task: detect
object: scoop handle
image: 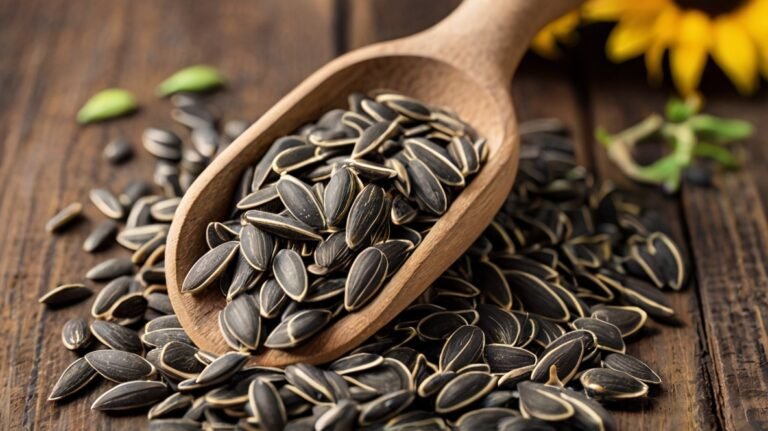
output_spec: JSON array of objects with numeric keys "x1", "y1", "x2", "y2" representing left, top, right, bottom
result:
[{"x1": 402, "y1": 0, "x2": 583, "y2": 87}]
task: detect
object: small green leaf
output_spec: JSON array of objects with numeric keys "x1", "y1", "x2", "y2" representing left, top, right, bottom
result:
[
  {"x1": 693, "y1": 142, "x2": 740, "y2": 169},
  {"x1": 689, "y1": 115, "x2": 754, "y2": 142},
  {"x1": 595, "y1": 127, "x2": 612, "y2": 147},
  {"x1": 77, "y1": 88, "x2": 138, "y2": 124},
  {"x1": 156, "y1": 65, "x2": 226, "y2": 96},
  {"x1": 665, "y1": 97, "x2": 696, "y2": 122}
]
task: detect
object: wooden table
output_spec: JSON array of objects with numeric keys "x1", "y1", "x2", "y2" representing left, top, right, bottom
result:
[{"x1": 1, "y1": 1, "x2": 766, "y2": 430}]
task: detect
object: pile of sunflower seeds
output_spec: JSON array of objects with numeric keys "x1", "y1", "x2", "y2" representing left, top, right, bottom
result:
[
  {"x1": 42, "y1": 88, "x2": 686, "y2": 429},
  {"x1": 183, "y1": 91, "x2": 486, "y2": 351}
]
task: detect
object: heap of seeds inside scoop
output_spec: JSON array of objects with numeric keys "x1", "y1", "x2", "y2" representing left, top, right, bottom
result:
[
  {"x1": 42, "y1": 88, "x2": 687, "y2": 430},
  {"x1": 181, "y1": 92, "x2": 486, "y2": 351}
]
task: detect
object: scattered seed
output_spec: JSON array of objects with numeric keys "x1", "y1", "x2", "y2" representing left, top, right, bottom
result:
[
  {"x1": 61, "y1": 318, "x2": 92, "y2": 351},
  {"x1": 91, "y1": 380, "x2": 169, "y2": 412},
  {"x1": 45, "y1": 203, "x2": 82, "y2": 233},
  {"x1": 48, "y1": 358, "x2": 99, "y2": 401},
  {"x1": 39, "y1": 283, "x2": 93, "y2": 306}
]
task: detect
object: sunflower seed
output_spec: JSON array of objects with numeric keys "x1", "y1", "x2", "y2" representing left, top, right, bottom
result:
[
  {"x1": 273, "y1": 248, "x2": 308, "y2": 302},
  {"x1": 248, "y1": 378, "x2": 287, "y2": 431},
  {"x1": 455, "y1": 407, "x2": 518, "y2": 431},
  {"x1": 591, "y1": 305, "x2": 647, "y2": 337},
  {"x1": 530, "y1": 337, "x2": 584, "y2": 385},
  {"x1": 435, "y1": 371, "x2": 497, "y2": 414},
  {"x1": 222, "y1": 294, "x2": 261, "y2": 350},
  {"x1": 352, "y1": 121, "x2": 400, "y2": 158},
  {"x1": 181, "y1": 241, "x2": 239, "y2": 293},
  {"x1": 159, "y1": 341, "x2": 204, "y2": 379},
  {"x1": 150, "y1": 197, "x2": 181, "y2": 222},
  {"x1": 106, "y1": 292, "x2": 147, "y2": 320},
  {"x1": 85, "y1": 257, "x2": 134, "y2": 280},
  {"x1": 91, "y1": 380, "x2": 170, "y2": 411},
  {"x1": 439, "y1": 325, "x2": 484, "y2": 372},
  {"x1": 103, "y1": 137, "x2": 134, "y2": 164},
  {"x1": 61, "y1": 318, "x2": 92, "y2": 351},
  {"x1": 85, "y1": 350, "x2": 155, "y2": 382},
  {"x1": 571, "y1": 317, "x2": 625, "y2": 353},
  {"x1": 580, "y1": 368, "x2": 649, "y2": 401},
  {"x1": 83, "y1": 220, "x2": 118, "y2": 252},
  {"x1": 277, "y1": 175, "x2": 326, "y2": 229},
  {"x1": 89, "y1": 188, "x2": 125, "y2": 219},
  {"x1": 314, "y1": 398, "x2": 358, "y2": 431},
  {"x1": 142, "y1": 328, "x2": 193, "y2": 348},
  {"x1": 359, "y1": 389, "x2": 414, "y2": 425},
  {"x1": 344, "y1": 247, "x2": 388, "y2": 311},
  {"x1": 148, "y1": 393, "x2": 194, "y2": 420},
  {"x1": 196, "y1": 352, "x2": 249, "y2": 386},
  {"x1": 407, "y1": 158, "x2": 447, "y2": 215},
  {"x1": 90, "y1": 320, "x2": 143, "y2": 354},
  {"x1": 405, "y1": 138, "x2": 464, "y2": 186},
  {"x1": 143, "y1": 128, "x2": 182, "y2": 161},
  {"x1": 39, "y1": 283, "x2": 93, "y2": 306},
  {"x1": 45, "y1": 203, "x2": 82, "y2": 233},
  {"x1": 485, "y1": 344, "x2": 537, "y2": 375},
  {"x1": 518, "y1": 381, "x2": 574, "y2": 421},
  {"x1": 345, "y1": 184, "x2": 386, "y2": 250},
  {"x1": 323, "y1": 167, "x2": 359, "y2": 227},
  {"x1": 237, "y1": 184, "x2": 280, "y2": 210},
  {"x1": 603, "y1": 353, "x2": 661, "y2": 385},
  {"x1": 48, "y1": 357, "x2": 99, "y2": 401},
  {"x1": 264, "y1": 309, "x2": 333, "y2": 349},
  {"x1": 244, "y1": 210, "x2": 322, "y2": 241}
]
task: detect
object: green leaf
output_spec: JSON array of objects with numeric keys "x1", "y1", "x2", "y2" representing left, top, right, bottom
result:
[
  {"x1": 634, "y1": 154, "x2": 685, "y2": 183},
  {"x1": 156, "y1": 65, "x2": 226, "y2": 96},
  {"x1": 77, "y1": 88, "x2": 138, "y2": 124},
  {"x1": 689, "y1": 114, "x2": 754, "y2": 142},
  {"x1": 693, "y1": 142, "x2": 740, "y2": 169},
  {"x1": 595, "y1": 127, "x2": 612, "y2": 147},
  {"x1": 665, "y1": 97, "x2": 696, "y2": 122}
]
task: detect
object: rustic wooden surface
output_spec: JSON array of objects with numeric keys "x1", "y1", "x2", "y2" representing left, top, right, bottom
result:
[{"x1": 1, "y1": 0, "x2": 766, "y2": 430}]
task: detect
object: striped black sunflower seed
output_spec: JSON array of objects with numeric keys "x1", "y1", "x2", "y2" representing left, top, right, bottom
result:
[
  {"x1": 39, "y1": 283, "x2": 93, "y2": 306},
  {"x1": 83, "y1": 220, "x2": 118, "y2": 252},
  {"x1": 91, "y1": 380, "x2": 170, "y2": 412},
  {"x1": 84, "y1": 350, "x2": 155, "y2": 382},
  {"x1": 45, "y1": 203, "x2": 82, "y2": 233},
  {"x1": 48, "y1": 357, "x2": 99, "y2": 401},
  {"x1": 61, "y1": 318, "x2": 92, "y2": 351}
]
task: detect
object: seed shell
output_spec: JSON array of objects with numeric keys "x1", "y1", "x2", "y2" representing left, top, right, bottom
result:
[
  {"x1": 45, "y1": 203, "x2": 83, "y2": 233},
  {"x1": 181, "y1": 241, "x2": 239, "y2": 294},
  {"x1": 48, "y1": 358, "x2": 99, "y2": 401},
  {"x1": 91, "y1": 380, "x2": 170, "y2": 412},
  {"x1": 39, "y1": 284, "x2": 93, "y2": 306}
]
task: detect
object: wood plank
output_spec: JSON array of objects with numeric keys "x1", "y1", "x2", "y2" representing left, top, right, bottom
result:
[
  {"x1": 578, "y1": 53, "x2": 720, "y2": 429},
  {"x1": 680, "y1": 93, "x2": 768, "y2": 430},
  {"x1": 0, "y1": 0, "x2": 336, "y2": 429}
]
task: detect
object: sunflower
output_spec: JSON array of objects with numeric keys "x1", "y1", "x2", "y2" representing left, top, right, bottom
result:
[
  {"x1": 584, "y1": 0, "x2": 768, "y2": 96},
  {"x1": 531, "y1": 11, "x2": 582, "y2": 59}
]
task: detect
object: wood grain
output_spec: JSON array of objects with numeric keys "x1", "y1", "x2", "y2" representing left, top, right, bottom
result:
[
  {"x1": 2, "y1": 0, "x2": 768, "y2": 429},
  {"x1": 681, "y1": 95, "x2": 768, "y2": 430},
  {"x1": 0, "y1": 0, "x2": 336, "y2": 429}
]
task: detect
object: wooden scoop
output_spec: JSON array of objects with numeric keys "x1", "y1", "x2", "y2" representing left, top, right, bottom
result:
[{"x1": 167, "y1": 0, "x2": 581, "y2": 366}]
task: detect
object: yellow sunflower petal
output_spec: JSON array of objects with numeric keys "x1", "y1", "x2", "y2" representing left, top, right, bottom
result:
[
  {"x1": 584, "y1": 0, "x2": 669, "y2": 21},
  {"x1": 712, "y1": 17, "x2": 759, "y2": 94},
  {"x1": 671, "y1": 45, "x2": 708, "y2": 96},
  {"x1": 670, "y1": 10, "x2": 712, "y2": 96},
  {"x1": 606, "y1": 18, "x2": 655, "y2": 62},
  {"x1": 531, "y1": 30, "x2": 560, "y2": 59},
  {"x1": 644, "y1": 6, "x2": 681, "y2": 84}
]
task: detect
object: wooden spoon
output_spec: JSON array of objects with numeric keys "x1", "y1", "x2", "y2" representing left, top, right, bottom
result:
[{"x1": 167, "y1": 0, "x2": 581, "y2": 366}]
